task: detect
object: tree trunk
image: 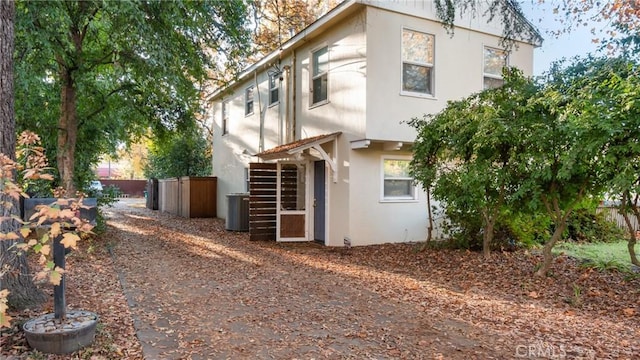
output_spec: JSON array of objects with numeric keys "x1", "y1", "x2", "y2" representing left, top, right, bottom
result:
[
  {"x1": 534, "y1": 220, "x2": 567, "y2": 277},
  {"x1": 421, "y1": 187, "x2": 434, "y2": 251},
  {"x1": 57, "y1": 70, "x2": 78, "y2": 194},
  {"x1": 482, "y1": 209, "x2": 495, "y2": 259},
  {"x1": 627, "y1": 233, "x2": 639, "y2": 267},
  {"x1": 620, "y1": 192, "x2": 640, "y2": 266},
  {"x1": 0, "y1": 0, "x2": 46, "y2": 309}
]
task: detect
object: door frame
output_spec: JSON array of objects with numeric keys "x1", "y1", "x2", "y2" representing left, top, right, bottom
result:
[
  {"x1": 276, "y1": 161, "x2": 310, "y2": 242},
  {"x1": 313, "y1": 160, "x2": 326, "y2": 244}
]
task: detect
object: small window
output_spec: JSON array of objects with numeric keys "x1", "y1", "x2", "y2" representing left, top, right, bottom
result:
[
  {"x1": 483, "y1": 47, "x2": 507, "y2": 89},
  {"x1": 382, "y1": 158, "x2": 416, "y2": 201},
  {"x1": 245, "y1": 86, "x2": 254, "y2": 115},
  {"x1": 221, "y1": 101, "x2": 229, "y2": 135},
  {"x1": 402, "y1": 29, "x2": 434, "y2": 96},
  {"x1": 311, "y1": 46, "x2": 328, "y2": 105},
  {"x1": 269, "y1": 74, "x2": 279, "y2": 105}
]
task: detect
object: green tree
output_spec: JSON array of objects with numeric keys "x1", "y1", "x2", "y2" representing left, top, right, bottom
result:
[
  {"x1": 518, "y1": 57, "x2": 609, "y2": 277},
  {"x1": 144, "y1": 127, "x2": 212, "y2": 179},
  {"x1": 14, "y1": 0, "x2": 251, "y2": 193},
  {"x1": 410, "y1": 69, "x2": 538, "y2": 257},
  {"x1": 569, "y1": 57, "x2": 640, "y2": 266}
]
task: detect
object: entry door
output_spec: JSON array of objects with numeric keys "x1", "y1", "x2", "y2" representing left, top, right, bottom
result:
[
  {"x1": 277, "y1": 162, "x2": 307, "y2": 242},
  {"x1": 314, "y1": 160, "x2": 326, "y2": 244}
]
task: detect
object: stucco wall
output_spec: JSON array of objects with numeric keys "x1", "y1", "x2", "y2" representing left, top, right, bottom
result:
[
  {"x1": 294, "y1": 8, "x2": 367, "y2": 140},
  {"x1": 365, "y1": 6, "x2": 535, "y2": 142}
]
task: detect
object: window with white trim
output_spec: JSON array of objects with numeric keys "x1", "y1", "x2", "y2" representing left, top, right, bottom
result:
[
  {"x1": 402, "y1": 28, "x2": 434, "y2": 96},
  {"x1": 483, "y1": 47, "x2": 508, "y2": 89},
  {"x1": 311, "y1": 46, "x2": 328, "y2": 105},
  {"x1": 269, "y1": 73, "x2": 279, "y2": 105},
  {"x1": 245, "y1": 86, "x2": 254, "y2": 115},
  {"x1": 381, "y1": 157, "x2": 416, "y2": 201},
  {"x1": 221, "y1": 101, "x2": 229, "y2": 135}
]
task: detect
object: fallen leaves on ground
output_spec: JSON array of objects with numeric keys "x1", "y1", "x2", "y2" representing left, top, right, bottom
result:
[{"x1": 3, "y1": 199, "x2": 639, "y2": 359}]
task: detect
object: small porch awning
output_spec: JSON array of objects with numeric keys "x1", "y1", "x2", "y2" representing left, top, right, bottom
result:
[{"x1": 255, "y1": 132, "x2": 341, "y2": 182}]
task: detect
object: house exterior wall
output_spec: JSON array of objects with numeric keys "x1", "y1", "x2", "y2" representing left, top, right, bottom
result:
[
  {"x1": 294, "y1": 8, "x2": 367, "y2": 139},
  {"x1": 211, "y1": 0, "x2": 537, "y2": 246},
  {"x1": 364, "y1": 5, "x2": 535, "y2": 142},
  {"x1": 348, "y1": 148, "x2": 429, "y2": 245}
]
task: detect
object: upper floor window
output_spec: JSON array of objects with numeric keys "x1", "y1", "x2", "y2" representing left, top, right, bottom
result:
[
  {"x1": 311, "y1": 46, "x2": 328, "y2": 105},
  {"x1": 222, "y1": 101, "x2": 229, "y2": 135},
  {"x1": 402, "y1": 29, "x2": 434, "y2": 96},
  {"x1": 245, "y1": 86, "x2": 254, "y2": 115},
  {"x1": 381, "y1": 157, "x2": 417, "y2": 201},
  {"x1": 483, "y1": 47, "x2": 508, "y2": 89},
  {"x1": 269, "y1": 73, "x2": 279, "y2": 106}
]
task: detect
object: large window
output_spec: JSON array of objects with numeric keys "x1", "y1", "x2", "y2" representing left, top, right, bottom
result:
[
  {"x1": 483, "y1": 47, "x2": 508, "y2": 89},
  {"x1": 402, "y1": 29, "x2": 434, "y2": 96},
  {"x1": 381, "y1": 157, "x2": 416, "y2": 201},
  {"x1": 311, "y1": 46, "x2": 328, "y2": 105},
  {"x1": 245, "y1": 86, "x2": 254, "y2": 115},
  {"x1": 221, "y1": 101, "x2": 229, "y2": 135},
  {"x1": 269, "y1": 74, "x2": 279, "y2": 105}
]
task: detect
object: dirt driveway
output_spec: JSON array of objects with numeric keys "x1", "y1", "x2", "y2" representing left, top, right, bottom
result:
[
  {"x1": 105, "y1": 200, "x2": 500, "y2": 359},
  {"x1": 106, "y1": 199, "x2": 639, "y2": 359}
]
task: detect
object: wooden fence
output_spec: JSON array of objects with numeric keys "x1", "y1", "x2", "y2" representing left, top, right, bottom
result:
[
  {"x1": 157, "y1": 177, "x2": 216, "y2": 218},
  {"x1": 596, "y1": 206, "x2": 638, "y2": 232},
  {"x1": 100, "y1": 179, "x2": 146, "y2": 197}
]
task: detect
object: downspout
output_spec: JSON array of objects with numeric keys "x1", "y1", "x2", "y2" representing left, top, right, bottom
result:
[
  {"x1": 291, "y1": 49, "x2": 297, "y2": 142},
  {"x1": 281, "y1": 64, "x2": 290, "y2": 146},
  {"x1": 254, "y1": 70, "x2": 264, "y2": 152}
]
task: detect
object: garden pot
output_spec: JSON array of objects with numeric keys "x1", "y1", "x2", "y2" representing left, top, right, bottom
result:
[{"x1": 23, "y1": 310, "x2": 98, "y2": 354}]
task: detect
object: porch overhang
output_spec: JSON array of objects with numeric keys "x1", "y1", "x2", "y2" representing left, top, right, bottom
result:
[{"x1": 255, "y1": 132, "x2": 341, "y2": 183}]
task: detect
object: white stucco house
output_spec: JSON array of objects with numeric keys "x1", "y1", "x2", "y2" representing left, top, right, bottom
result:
[{"x1": 209, "y1": 0, "x2": 541, "y2": 246}]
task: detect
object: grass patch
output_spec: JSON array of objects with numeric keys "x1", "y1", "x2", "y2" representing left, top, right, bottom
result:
[{"x1": 554, "y1": 240, "x2": 636, "y2": 272}]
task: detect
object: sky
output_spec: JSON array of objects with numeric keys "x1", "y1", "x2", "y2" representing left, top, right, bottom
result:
[{"x1": 518, "y1": 2, "x2": 608, "y2": 75}]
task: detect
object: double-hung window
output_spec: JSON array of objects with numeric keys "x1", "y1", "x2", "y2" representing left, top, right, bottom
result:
[
  {"x1": 381, "y1": 157, "x2": 417, "y2": 201},
  {"x1": 245, "y1": 86, "x2": 254, "y2": 115},
  {"x1": 311, "y1": 46, "x2": 328, "y2": 105},
  {"x1": 402, "y1": 28, "x2": 435, "y2": 96},
  {"x1": 269, "y1": 73, "x2": 279, "y2": 105},
  {"x1": 483, "y1": 47, "x2": 508, "y2": 89},
  {"x1": 221, "y1": 101, "x2": 229, "y2": 135}
]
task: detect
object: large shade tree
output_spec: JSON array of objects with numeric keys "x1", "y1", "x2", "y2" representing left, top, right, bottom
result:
[
  {"x1": 144, "y1": 124, "x2": 212, "y2": 179},
  {"x1": 14, "y1": 0, "x2": 251, "y2": 193},
  {"x1": 1, "y1": 0, "x2": 46, "y2": 313}
]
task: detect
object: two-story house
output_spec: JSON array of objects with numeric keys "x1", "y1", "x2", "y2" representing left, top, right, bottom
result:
[{"x1": 209, "y1": 0, "x2": 541, "y2": 246}]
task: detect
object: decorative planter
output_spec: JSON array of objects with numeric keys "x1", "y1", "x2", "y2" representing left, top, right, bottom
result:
[{"x1": 23, "y1": 310, "x2": 98, "y2": 354}]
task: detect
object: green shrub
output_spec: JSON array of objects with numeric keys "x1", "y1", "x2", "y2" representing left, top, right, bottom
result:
[
  {"x1": 503, "y1": 211, "x2": 552, "y2": 248},
  {"x1": 565, "y1": 208, "x2": 625, "y2": 243}
]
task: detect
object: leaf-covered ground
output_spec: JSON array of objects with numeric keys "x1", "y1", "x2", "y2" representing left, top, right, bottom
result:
[{"x1": 2, "y1": 199, "x2": 639, "y2": 359}]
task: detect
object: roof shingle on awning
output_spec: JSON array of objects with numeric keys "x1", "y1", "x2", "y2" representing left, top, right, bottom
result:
[{"x1": 255, "y1": 132, "x2": 341, "y2": 160}]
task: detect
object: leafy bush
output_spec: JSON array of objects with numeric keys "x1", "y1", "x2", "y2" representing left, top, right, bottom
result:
[
  {"x1": 565, "y1": 208, "x2": 625, "y2": 243},
  {"x1": 439, "y1": 206, "x2": 520, "y2": 251},
  {"x1": 503, "y1": 211, "x2": 552, "y2": 248}
]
